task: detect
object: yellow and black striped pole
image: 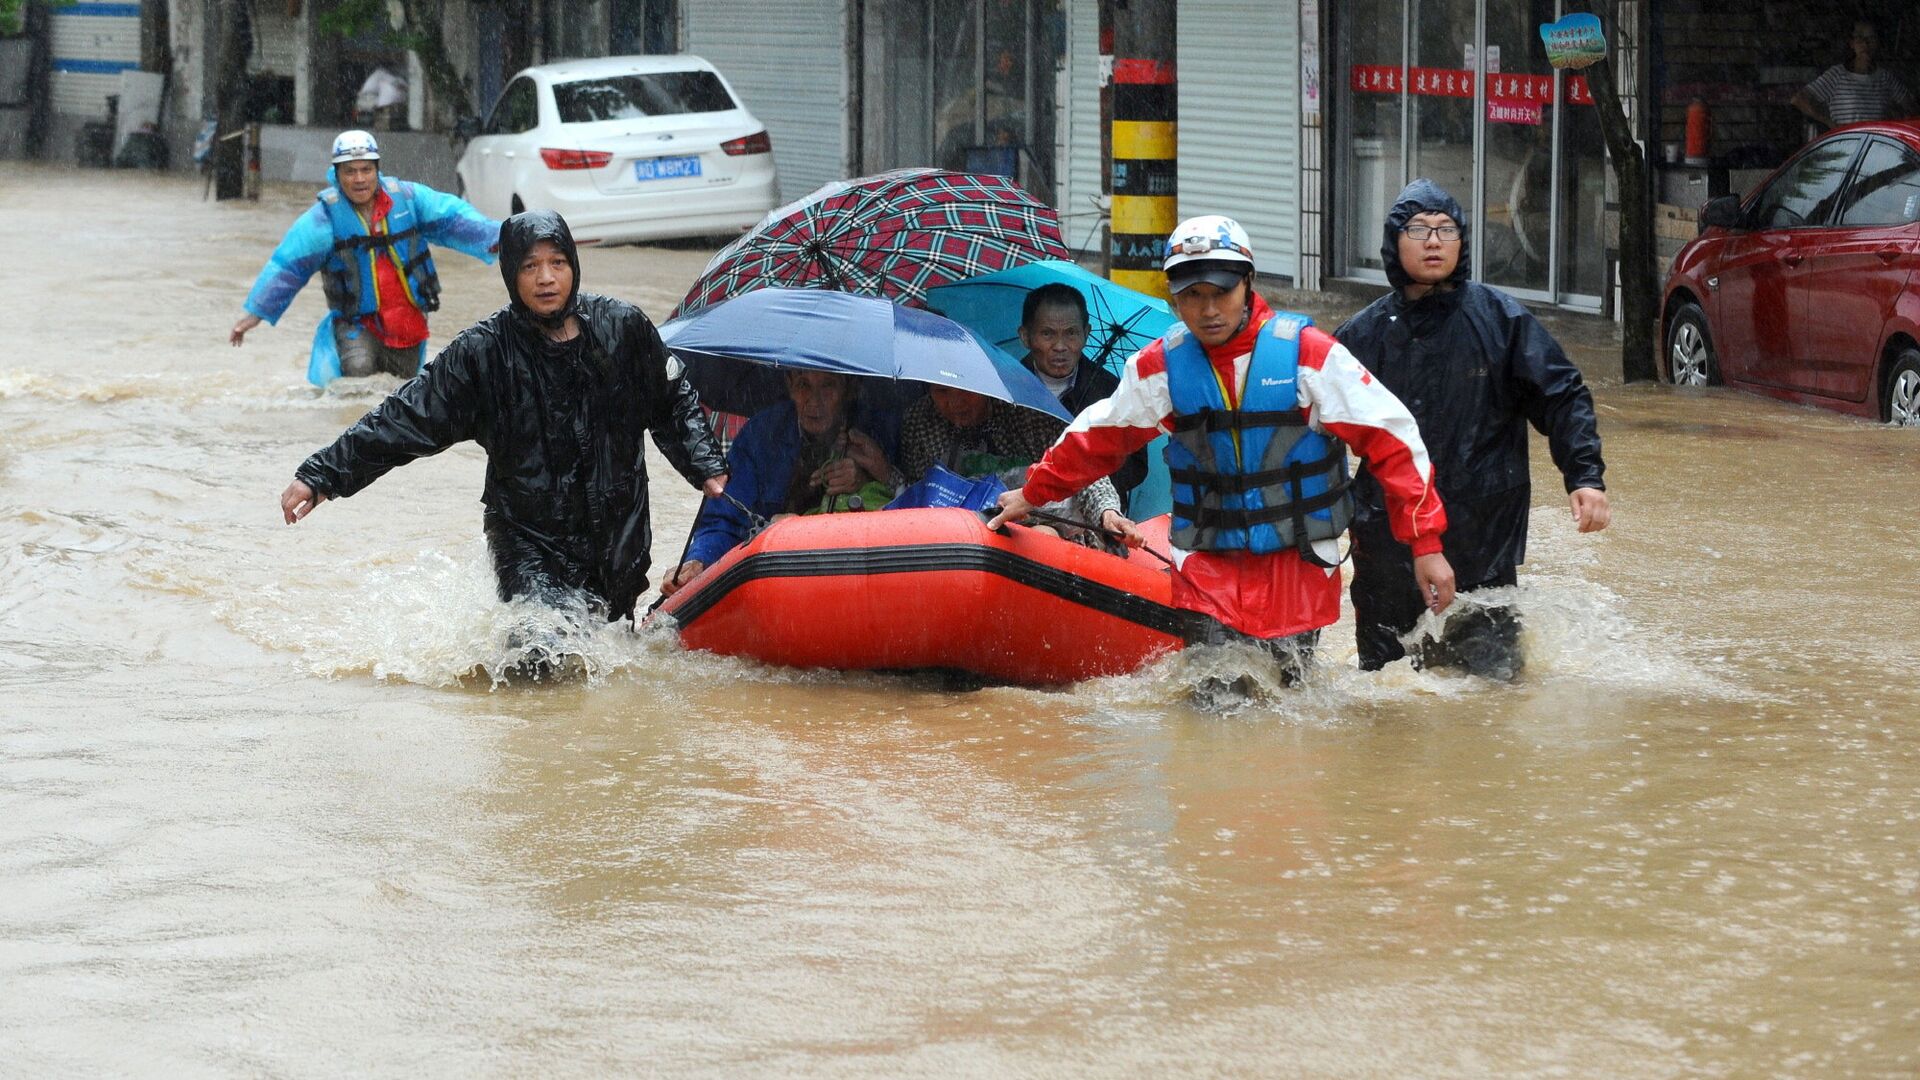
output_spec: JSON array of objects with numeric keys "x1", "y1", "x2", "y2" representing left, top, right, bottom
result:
[{"x1": 1109, "y1": 57, "x2": 1176, "y2": 299}]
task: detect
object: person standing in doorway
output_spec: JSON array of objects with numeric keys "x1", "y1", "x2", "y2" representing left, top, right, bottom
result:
[{"x1": 1792, "y1": 19, "x2": 1915, "y2": 130}]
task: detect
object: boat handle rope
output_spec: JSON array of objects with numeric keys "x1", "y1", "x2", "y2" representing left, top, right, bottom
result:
[
  {"x1": 990, "y1": 507, "x2": 1176, "y2": 568},
  {"x1": 720, "y1": 490, "x2": 771, "y2": 534},
  {"x1": 647, "y1": 488, "x2": 771, "y2": 617}
]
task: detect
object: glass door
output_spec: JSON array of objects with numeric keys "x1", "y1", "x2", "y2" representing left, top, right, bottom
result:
[
  {"x1": 1407, "y1": 0, "x2": 1479, "y2": 223},
  {"x1": 1480, "y1": 0, "x2": 1556, "y2": 296},
  {"x1": 1335, "y1": 0, "x2": 1612, "y2": 307},
  {"x1": 1335, "y1": 0, "x2": 1408, "y2": 276}
]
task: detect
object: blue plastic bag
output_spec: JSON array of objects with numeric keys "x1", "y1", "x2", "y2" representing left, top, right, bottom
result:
[{"x1": 885, "y1": 463, "x2": 1008, "y2": 512}]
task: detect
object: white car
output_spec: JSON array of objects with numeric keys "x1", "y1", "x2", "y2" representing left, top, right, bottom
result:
[{"x1": 456, "y1": 55, "x2": 780, "y2": 245}]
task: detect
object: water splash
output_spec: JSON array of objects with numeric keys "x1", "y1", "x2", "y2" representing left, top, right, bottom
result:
[
  {"x1": 216, "y1": 544, "x2": 666, "y2": 689},
  {"x1": 1077, "y1": 569, "x2": 1749, "y2": 722}
]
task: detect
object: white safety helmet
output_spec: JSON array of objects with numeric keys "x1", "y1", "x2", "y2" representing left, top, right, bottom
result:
[
  {"x1": 330, "y1": 129, "x2": 381, "y2": 164},
  {"x1": 1163, "y1": 215, "x2": 1254, "y2": 293}
]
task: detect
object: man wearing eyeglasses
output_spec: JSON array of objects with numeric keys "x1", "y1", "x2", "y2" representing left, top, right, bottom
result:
[{"x1": 1335, "y1": 179, "x2": 1609, "y2": 681}]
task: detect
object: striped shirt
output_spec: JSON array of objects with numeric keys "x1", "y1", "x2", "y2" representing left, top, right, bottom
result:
[{"x1": 1806, "y1": 64, "x2": 1915, "y2": 126}]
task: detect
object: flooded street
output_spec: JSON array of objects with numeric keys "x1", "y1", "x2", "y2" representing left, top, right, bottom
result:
[{"x1": 3, "y1": 164, "x2": 1917, "y2": 1076}]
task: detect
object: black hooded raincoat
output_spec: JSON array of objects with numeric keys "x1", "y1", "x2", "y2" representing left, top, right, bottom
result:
[
  {"x1": 1334, "y1": 180, "x2": 1606, "y2": 670},
  {"x1": 295, "y1": 211, "x2": 727, "y2": 620}
]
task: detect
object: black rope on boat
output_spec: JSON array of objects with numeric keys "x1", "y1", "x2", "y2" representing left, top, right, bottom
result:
[{"x1": 993, "y1": 507, "x2": 1176, "y2": 568}]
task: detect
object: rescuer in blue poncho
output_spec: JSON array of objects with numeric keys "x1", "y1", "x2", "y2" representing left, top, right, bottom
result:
[{"x1": 230, "y1": 129, "x2": 499, "y2": 386}]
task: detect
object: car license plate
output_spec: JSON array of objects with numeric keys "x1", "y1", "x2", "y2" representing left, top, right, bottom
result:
[{"x1": 635, "y1": 155, "x2": 701, "y2": 181}]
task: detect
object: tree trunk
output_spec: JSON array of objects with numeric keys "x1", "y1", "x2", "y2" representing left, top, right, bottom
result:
[
  {"x1": 212, "y1": 0, "x2": 252, "y2": 200},
  {"x1": 1578, "y1": 0, "x2": 1657, "y2": 382},
  {"x1": 395, "y1": 0, "x2": 470, "y2": 123}
]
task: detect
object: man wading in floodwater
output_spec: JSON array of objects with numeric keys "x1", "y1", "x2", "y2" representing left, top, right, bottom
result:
[
  {"x1": 230, "y1": 129, "x2": 499, "y2": 386},
  {"x1": 1335, "y1": 180, "x2": 1608, "y2": 680},
  {"x1": 989, "y1": 215, "x2": 1455, "y2": 703},
  {"x1": 278, "y1": 210, "x2": 728, "y2": 624}
]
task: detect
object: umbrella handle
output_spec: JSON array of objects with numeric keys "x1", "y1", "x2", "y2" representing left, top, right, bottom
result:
[{"x1": 720, "y1": 489, "x2": 771, "y2": 534}]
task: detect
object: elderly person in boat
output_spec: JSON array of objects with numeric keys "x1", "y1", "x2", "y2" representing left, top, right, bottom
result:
[
  {"x1": 662, "y1": 369, "x2": 899, "y2": 596},
  {"x1": 899, "y1": 385, "x2": 1132, "y2": 543}
]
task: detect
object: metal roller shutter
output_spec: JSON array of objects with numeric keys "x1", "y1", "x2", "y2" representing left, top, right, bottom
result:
[
  {"x1": 684, "y1": 0, "x2": 848, "y2": 203},
  {"x1": 1056, "y1": 0, "x2": 1104, "y2": 261},
  {"x1": 1176, "y1": 0, "x2": 1299, "y2": 282},
  {"x1": 49, "y1": 1, "x2": 140, "y2": 120}
]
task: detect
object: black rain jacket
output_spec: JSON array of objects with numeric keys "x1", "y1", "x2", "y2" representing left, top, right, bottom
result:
[
  {"x1": 1334, "y1": 179, "x2": 1606, "y2": 585},
  {"x1": 295, "y1": 210, "x2": 726, "y2": 619}
]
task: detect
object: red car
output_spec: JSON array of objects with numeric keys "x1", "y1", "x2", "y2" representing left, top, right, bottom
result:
[{"x1": 1661, "y1": 121, "x2": 1920, "y2": 425}]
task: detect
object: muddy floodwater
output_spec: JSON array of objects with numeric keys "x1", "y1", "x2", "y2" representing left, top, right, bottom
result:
[{"x1": 3, "y1": 164, "x2": 1917, "y2": 1077}]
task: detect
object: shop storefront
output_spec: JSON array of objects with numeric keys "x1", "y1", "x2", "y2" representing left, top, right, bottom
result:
[
  {"x1": 1178, "y1": 0, "x2": 1304, "y2": 283},
  {"x1": 1333, "y1": 0, "x2": 1611, "y2": 309},
  {"x1": 858, "y1": 0, "x2": 1063, "y2": 203}
]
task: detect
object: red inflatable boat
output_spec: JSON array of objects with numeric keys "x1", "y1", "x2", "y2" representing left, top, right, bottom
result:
[{"x1": 652, "y1": 507, "x2": 1190, "y2": 685}]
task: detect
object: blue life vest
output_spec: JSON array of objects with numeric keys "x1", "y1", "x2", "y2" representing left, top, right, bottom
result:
[
  {"x1": 1161, "y1": 311, "x2": 1354, "y2": 561},
  {"x1": 316, "y1": 177, "x2": 442, "y2": 320}
]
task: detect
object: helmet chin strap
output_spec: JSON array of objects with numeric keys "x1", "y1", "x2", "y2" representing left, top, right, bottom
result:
[{"x1": 1231, "y1": 275, "x2": 1254, "y2": 337}]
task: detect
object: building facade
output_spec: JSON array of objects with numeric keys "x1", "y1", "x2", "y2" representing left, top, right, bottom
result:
[{"x1": 24, "y1": 1, "x2": 1904, "y2": 320}]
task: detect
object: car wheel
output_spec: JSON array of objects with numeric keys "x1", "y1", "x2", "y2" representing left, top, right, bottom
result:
[
  {"x1": 1886, "y1": 348, "x2": 1920, "y2": 426},
  {"x1": 1666, "y1": 302, "x2": 1718, "y2": 387}
]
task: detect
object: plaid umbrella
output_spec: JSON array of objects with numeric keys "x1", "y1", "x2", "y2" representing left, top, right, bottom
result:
[{"x1": 673, "y1": 168, "x2": 1069, "y2": 317}]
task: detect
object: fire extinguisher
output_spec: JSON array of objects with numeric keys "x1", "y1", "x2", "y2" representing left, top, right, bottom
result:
[{"x1": 1685, "y1": 98, "x2": 1712, "y2": 164}]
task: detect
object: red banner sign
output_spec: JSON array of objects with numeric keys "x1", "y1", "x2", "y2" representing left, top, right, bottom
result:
[
  {"x1": 1486, "y1": 98, "x2": 1544, "y2": 124},
  {"x1": 1409, "y1": 67, "x2": 1475, "y2": 98},
  {"x1": 1351, "y1": 65, "x2": 1593, "y2": 105},
  {"x1": 1350, "y1": 64, "x2": 1403, "y2": 94}
]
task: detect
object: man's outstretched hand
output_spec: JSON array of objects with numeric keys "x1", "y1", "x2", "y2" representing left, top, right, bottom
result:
[
  {"x1": 701, "y1": 474, "x2": 729, "y2": 499},
  {"x1": 281, "y1": 479, "x2": 326, "y2": 524},
  {"x1": 985, "y1": 488, "x2": 1033, "y2": 531}
]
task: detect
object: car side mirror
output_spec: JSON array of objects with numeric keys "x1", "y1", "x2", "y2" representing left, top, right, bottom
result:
[
  {"x1": 1699, "y1": 194, "x2": 1743, "y2": 232},
  {"x1": 453, "y1": 115, "x2": 483, "y2": 141}
]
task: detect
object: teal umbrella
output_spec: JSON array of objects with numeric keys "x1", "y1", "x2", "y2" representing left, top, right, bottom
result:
[{"x1": 926, "y1": 259, "x2": 1178, "y2": 375}]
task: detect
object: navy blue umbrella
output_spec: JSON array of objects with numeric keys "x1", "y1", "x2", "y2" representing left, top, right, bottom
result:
[{"x1": 659, "y1": 287, "x2": 1072, "y2": 422}]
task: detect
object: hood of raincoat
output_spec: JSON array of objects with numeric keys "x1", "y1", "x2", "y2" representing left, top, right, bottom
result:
[
  {"x1": 500, "y1": 209, "x2": 582, "y2": 331},
  {"x1": 1381, "y1": 179, "x2": 1472, "y2": 291}
]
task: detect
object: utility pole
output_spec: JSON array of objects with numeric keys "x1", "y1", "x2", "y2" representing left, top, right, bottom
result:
[{"x1": 1106, "y1": 0, "x2": 1175, "y2": 299}]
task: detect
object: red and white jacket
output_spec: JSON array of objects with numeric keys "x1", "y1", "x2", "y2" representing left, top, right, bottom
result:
[{"x1": 1023, "y1": 295, "x2": 1447, "y2": 640}]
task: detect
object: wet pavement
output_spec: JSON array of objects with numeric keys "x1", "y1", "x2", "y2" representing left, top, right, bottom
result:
[{"x1": 2, "y1": 164, "x2": 1916, "y2": 1077}]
